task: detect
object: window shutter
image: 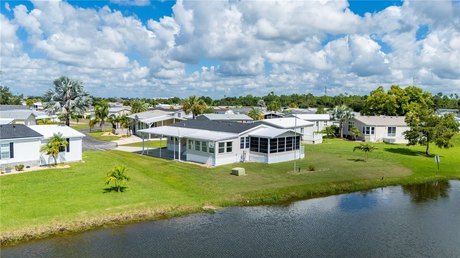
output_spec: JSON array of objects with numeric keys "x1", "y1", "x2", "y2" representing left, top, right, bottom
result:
[
  {"x1": 9, "y1": 142, "x2": 14, "y2": 158},
  {"x1": 66, "y1": 138, "x2": 70, "y2": 152}
]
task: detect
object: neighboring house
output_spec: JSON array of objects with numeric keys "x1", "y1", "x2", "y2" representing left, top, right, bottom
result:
[
  {"x1": 139, "y1": 120, "x2": 304, "y2": 166},
  {"x1": 33, "y1": 110, "x2": 60, "y2": 122},
  {"x1": 196, "y1": 114, "x2": 253, "y2": 123},
  {"x1": 0, "y1": 124, "x2": 43, "y2": 169},
  {"x1": 263, "y1": 111, "x2": 284, "y2": 119},
  {"x1": 212, "y1": 106, "x2": 234, "y2": 114},
  {"x1": 0, "y1": 110, "x2": 37, "y2": 125},
  {"x1": 343, "y1": 116, "x2": 409, "y2": 144},
  {"x1": 291, "y1": 114, "x2": 331, "y2": 132},
  {"x1": 258, "y1": 117, "x2": 322, "y2": 144},
  {"x1": 29, "y1": 125, "x2": 85, "y2": 165},
  {"x1": 109, "y1": 106, "x2": 131, "y2": 117},
  {"x1": 128, "y1": 110, "x2": 188, "y2": 136}
]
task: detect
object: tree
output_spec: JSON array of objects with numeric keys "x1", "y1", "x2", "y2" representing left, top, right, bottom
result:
[
  {"x1": 43, "y1": 77, "x2": 92, "y2": 126},
  {"x1": 94, "y1": 101, "x2": 109, "y2": 129},
  {"x1": 26, "y1": 99, "x2": 35, "y2": 108},
  {"x1": 321, "y1": 125, "x2": 339, "y2": 138},
  {"x1": 89, "y1": 118, "x2": 98, "y2": 132},
  {"x1": 40, "y1": 133, "x2": 68, "y2": 165},
  {"x1": 404, "y1": 105, "x2": 459, "y2": 156},
  {"x1": 0, "y1": 86, "x2": 22, "y2": 105},
  {"x1": 130, "y1": 100, "x2": 149, "y2": 114},
  {"x1": 105, "y1": 165, "x2": 129, "y2": 192},
  {"x1": 288, "y1": 103, "x2": 298, "y2": 109},
  {"x1": 330, "y1": 105, "x2": 354, "y2": 138},
  {"x1": 316, "y1": 107, "x2": 326, "y2": 114},
  {"x1": 182, "y1": 96, "x2": 208, "y2": 119},
  {"x1": 353, "y1": 143, "x2": 377, "y2": 161},
  {"x1": 362, "y1": 85, "x2": 433, "y2": 116},
  {"x1": 248, "y1": 108, "x2": 264, "y2": 120},
  {"x1": 267, "y1": 100, "x2": 281, "y2": 112},
  {"x1": 118, "y1": 114, "x2": 131, "y2": 136},
  {"x1": 350, "y1": 127, "x2": 361, "y2": 141}
]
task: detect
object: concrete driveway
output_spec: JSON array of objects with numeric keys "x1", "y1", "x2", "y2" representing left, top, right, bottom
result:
[{"x1": 79, "y1": 128, "x2": 117, "y2": 151}]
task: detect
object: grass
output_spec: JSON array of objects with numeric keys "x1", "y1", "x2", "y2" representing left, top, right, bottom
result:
[
  {"x1": 121, "y1": 140, "x2": 166, "y2": 148},
  {"x1": 1, "y1": 134, "x2": 459, "y2": 245}
]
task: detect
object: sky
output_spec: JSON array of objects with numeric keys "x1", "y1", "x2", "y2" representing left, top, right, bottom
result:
[{"x1": 1, "y1": 0, "x2": 459, "y2": 98}]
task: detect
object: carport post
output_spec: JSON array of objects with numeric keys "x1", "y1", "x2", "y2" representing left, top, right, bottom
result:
[
  {"x1": 160, "y1": 134, "x2": 162, "y2": 158},
  {"x1": 142, "y1": 132, "x2": 145, "y2": 155},
  {"x1": 178, "y1": 137, "x2": 181, "y2": 161}
]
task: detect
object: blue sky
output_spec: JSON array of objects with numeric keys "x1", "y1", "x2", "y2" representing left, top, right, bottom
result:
[{"x1": 1, "y1": 0, "x2": 459, "y2": 98}]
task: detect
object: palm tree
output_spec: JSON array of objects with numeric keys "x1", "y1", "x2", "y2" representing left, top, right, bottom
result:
[
  {"x1": 353, "y1": 143, "x2": 377, "y2": 161},
  {"x1": 248, "y1": 107, "x2": 264, "y2": 120},
  {"x1": 40, "y1": 133, "x2": 68, "y2": 165},
  {"x1": 95, "y1": 101, "x2": 109, "y2": 130},
  {"x1": 130, "y1": 100, "x2": 149, "y2": 114},
  {"x1": 350, "y1": 126, "x2": 361, "y2": 141},
  {"x1": 118, "y1": 114, "x2": 131, "y2": 136},
  {"x1": 182, "y1": 96, "x2": 208, "y2": 119},
  {"x1": 89, "y1": 118, "x2": 98, "y2": 132},
  {"x1": 43, "y1": 77, "x2": 92, "y2": 126},
  {"x1": 105, "y1": 165, "x2": 129, "y2": 192},
  {"x1": 330, "y1": 105, "x2": 354, "y2": 138}
]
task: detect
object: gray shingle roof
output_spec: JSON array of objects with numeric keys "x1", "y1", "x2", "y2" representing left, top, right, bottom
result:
[
  {"x1": 196, "y1": 114, "x2": 253, "y2": 121},
  {"x1": 0, "y1": 110, "x2": 35, "y2": 120},
  {"x1": 354, "y1": 116, "x2": 407, "y2": 126},
  {"x1": 171, "y1": 120, "x2": 260, "y2": 134},
  {"x1": 0, "y1": 124, "x2": 43, "y2": 139}
]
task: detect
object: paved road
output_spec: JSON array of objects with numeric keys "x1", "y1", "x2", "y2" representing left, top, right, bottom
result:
[{"x1": 79, "y1": 128, "x2": 117, "y2": 151}]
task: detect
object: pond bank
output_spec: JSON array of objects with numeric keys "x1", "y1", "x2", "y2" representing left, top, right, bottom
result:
[{"x1": 2, "y1": 175, "x2": 458, "y2": 247}]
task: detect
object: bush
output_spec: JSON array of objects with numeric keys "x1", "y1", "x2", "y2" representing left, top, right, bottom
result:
[
  {"x1": 15, "y1": 164, "x2": 25, "y2": 171},
  {"x1": 308, "y1": 164, "x2": 315, "y2": 171}
]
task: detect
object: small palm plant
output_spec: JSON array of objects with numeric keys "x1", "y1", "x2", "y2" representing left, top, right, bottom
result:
[
  {"x1": 353, "y1": 143, "x2": 377, "y2": 161},
  {"x1": 105, "y1": 165, "x2": 129, "y2": 192},
  {"x1": 40, "y1": 133, "x2": 68, "y2": 165}
]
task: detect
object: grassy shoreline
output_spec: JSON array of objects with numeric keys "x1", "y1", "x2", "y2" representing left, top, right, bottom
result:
[{"x1": 1, "y1": 136, "x2": 459, "y2": 246}]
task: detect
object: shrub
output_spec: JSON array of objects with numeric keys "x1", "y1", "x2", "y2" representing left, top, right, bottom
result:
[
  {"x1": 15, "y1": 164, "x2": 24, "y2": 171},
  {"x1": 308, "y1": 164, "x2": 316, "y2": 171}
]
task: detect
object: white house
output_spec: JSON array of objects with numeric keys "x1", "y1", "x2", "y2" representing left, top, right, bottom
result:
[
  {"x1": 0, "y1": 110, "x2": 37, "y2": 125},
  {"x1": 128, "y1": 109, "x2": 188, "y2": 136},
  {"x1": 29, "y1": 125, "x2": 85, "y2": 165},
  {"x1": 0, "y1": 124, "x2": 43, "y2": 169},
  {"x1": 139, "y1": 120, "x2": 304, "y2": 166},
  {"x1": 343, "y1": 116, "x2": 409, "y2": 144},
  {"x1": 258, "y1": 117, "x2": 323, "y2": 144},
  {"x1": 196, "y1": 114, "x2": 253, "y2": 123},
  {"x1": 291, "y1": 114, "x2": 331, "y2": 132}
]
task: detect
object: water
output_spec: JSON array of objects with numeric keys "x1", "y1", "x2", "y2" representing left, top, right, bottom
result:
[{"x1": 3, "y1": 181, "x2": 460, "y2": 257}]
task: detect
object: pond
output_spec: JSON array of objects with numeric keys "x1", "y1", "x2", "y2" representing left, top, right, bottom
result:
[{"x1": 3, "y1": 180, "x2": 460, "y2": 257}]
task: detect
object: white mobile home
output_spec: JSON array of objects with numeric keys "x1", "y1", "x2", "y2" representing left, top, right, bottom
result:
[
  {"x1": 0, "y1": 124, "x2": 43, "y2": 169},
  {"x1": 29, "y1": 125, "x2": 85, "y2": 165},
  {"x1": 291, "y1": 114, "x2": 331, "y2": 132},
  {"x1": 344, "y1": 116, "x2": 409, "y2": 144},
  {"x1": 258, "y1": 117, "x2": 322, "y2": 144},
  {"x1": 139, "y1": 120, "x2": 304, "y2": 166}
]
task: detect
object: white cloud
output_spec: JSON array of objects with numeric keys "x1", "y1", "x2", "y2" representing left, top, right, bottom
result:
[
  {"x1": 1, "y1": 0, "x2": 459, "y2": 98},
  {"x1": 110, "y1": 0, "x2": 150, "y2": 7}
]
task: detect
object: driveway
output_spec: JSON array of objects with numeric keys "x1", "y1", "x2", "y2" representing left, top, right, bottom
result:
[{"x1": 78, "y1": 128, "x2": 117, "y2": 151}]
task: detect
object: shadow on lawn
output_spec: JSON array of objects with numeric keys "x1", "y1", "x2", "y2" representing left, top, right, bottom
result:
[
  {"x1": 103, "y1": 186, "x2": 128, "y2": 193},
  {"x1": 347, "y1": 158, "x2": 366, "y2": 162},
  {"x1": 383, "y1": 147, "x2": 433, "y2": 157}
]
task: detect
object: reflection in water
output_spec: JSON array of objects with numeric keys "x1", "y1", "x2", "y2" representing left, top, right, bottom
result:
[
  {"x1": 338, "y1": 190, "x2": 378, "y2": 211},
  {"x1": 401, "y1": 180, "x2": 450, "y2": 203}
]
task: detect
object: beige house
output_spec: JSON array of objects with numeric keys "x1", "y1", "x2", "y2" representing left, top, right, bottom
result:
[{"x1": 344, "y1": 116, "x2": 409, "y2": 144}]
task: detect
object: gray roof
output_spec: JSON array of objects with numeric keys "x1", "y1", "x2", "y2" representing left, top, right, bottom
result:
[
  {"x1": 0, "y1": 124, "x2": 43, "y2": 139},
  {"x1": 0, "y1": 110, "x2": 35, "y2": 120},
  {"x1": 354, "y1": 116, "x2": 407, "y2": 126},
  {"x1": 127, "y1": 110, "x2": 174, "y2": 120},
  {"x1": 0, "y1": 105, "x2": 30, "y2": 111},
  {"x1": 196, "y1": 114, "x2": 253, "y2": 121},
  {"x1": 171, "y1": 120, "x2": 260, "y2": 134}
]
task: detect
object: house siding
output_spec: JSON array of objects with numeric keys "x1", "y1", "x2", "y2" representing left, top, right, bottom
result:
[
  {"x1": 0, "y1": 138, "x2": 41, "y2": 169},
  {"x1": 39, "y1": 137, "x2": 83, "y2": 165}
]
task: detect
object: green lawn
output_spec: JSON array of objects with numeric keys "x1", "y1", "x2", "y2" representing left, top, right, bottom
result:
[
  {"x1": 121, "y1": 140, "x2": 166, "y2": 148},
  {"x1": 1, "y1": 135, "x2": 459, "y2": 244}
]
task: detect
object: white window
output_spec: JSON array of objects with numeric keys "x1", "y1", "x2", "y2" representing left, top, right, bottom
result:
[
  {"x1": 226, "y1": 141, "x2": 233, "y2": 152},
  {"x1": 348, "y1": 121, "x2": 354, "y2": 131},
  {"x1": 0, "y1": 143, "x2": 10, "y2": 159},
  {"x1": 245, "y1": 137, "x2": 249, "y2": 148},
  {"x1": 300, "y1": 128, "x2": 304, "y2": 133},
  {"x1": 195, "y1": 141, "x2": 201, "y2": 151},
  {"x1": 188, "y1": 140, "x2": 193, "y2": 150},
  {"x1": 218, "y1": 142, "x2": 225, "y2": 153},
  {"x1": 201, "y1": 141, "x2": 207, "y2": 152},
  {"x1": 208, "y1": 142, "x2": 215, "y2": 153},
  {"x1": 387, "y1": 127, "x2": 396, "y2": 137},
  {"x1": 240, "y1": 137, "x2": 245, "y2": 149},
  {"x1": 362, "y1": 126, "x2": 375, "y2": 135}
]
